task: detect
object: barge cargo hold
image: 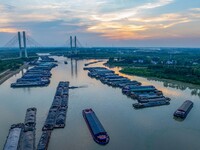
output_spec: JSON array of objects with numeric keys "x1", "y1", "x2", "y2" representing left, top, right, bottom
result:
[
  {"x1": 11, "y1": 56, "x2": 57, "y2": 88},
  {"x1": 3, "y1": 124, "x2": 24, "y2": 150},
  {"x1": 133, "y1": 100, "x2": 170, "y2": 109},
  {"x1": 20, "y1": 107, "x2": 37, "y2": 150},
  {"x1": 42, "y1": 81, "x2": 69, "y2": 131},
  {"x1": 39, "y1": 81, "x2": 69, "y2": 149},
  {"x1": 11, "y1": 82, "x2": 47, "y2": 88},
  {"x1": 85, "y1": 67, "x2": 171, "y2": 108},
  {"x1": 174, "y1": 100, "x2": 193, "y2": 119},
  {"x1": 37, "y1": 131, "x2": 51, "y2": 150},
  {"x1": 83, "y1": 109, "x2": 109, "y2": 145}
]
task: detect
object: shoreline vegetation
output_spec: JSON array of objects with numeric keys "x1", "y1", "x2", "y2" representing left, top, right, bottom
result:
[
  {"x1": 0, "y1": 57, "x2": 37, "y2": 85},
  {"x1": 0, "y1": 63, "x2": 29, "y2": 85},
  {"x1": 117, "y1": 66, "x2": 200, "y2": 85}
]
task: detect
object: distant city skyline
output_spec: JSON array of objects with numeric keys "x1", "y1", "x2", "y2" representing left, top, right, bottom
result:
[{"x1": 0, "y1": 0, "x2": 200, "y2": 47}]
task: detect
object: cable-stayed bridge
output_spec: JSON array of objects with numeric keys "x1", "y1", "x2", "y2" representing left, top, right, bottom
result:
[{"x1": 2, "y1": 32, "x2": 83, "y2": 59}]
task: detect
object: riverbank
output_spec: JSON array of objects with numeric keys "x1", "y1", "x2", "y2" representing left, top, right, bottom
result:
[
  {"x1": 119, "y1": 67, "x2": 200, "y2": 85},
  {"x1": 0, "y1": 63, "x2": 29, "y2": 85}
]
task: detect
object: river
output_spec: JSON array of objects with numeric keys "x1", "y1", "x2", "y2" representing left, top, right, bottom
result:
[{"x1": 0, "y1": 56, "x2": 200, "y2": 150}]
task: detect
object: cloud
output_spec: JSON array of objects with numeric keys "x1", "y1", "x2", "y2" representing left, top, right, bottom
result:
[
  {"x1": 91, "y1": 0, "x2": 174, "y2": 22},
  {"x1": 0, "y1": 0, "x2": 200, "y2": 46},
  {"x1": 0, "y1": 27, "x2": 18, "y2": 33}
]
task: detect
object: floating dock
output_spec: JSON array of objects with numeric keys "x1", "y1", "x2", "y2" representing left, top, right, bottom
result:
[
  {"x1": 83, "y1": 109, "x2": 109, "y2": 145},
  {"x1": 174, "y1": 100, "x2": 193, "y2": 119}
]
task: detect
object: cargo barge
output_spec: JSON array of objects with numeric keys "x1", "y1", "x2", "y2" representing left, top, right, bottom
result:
[
  {"x1": 174, "y1": 100, "x2": 193, "y2": 119},
  {"x1": 3, "y1": 123, "x2": 24, "y2": 150},
  {"x1": 42, "y1": 81, "x2": 69, "y2": 130},
  {"x1": 4, "y1": 108, "x2": 37, "y2": 150},
  {"x1": 11, "y1": 56, "x2": 57, "y2": 88},
  {"x1": 37, "y1": 131, "x2": 52, "y2": 150},
  {"x1": 85, "y1": 67, "x2": 171, "y2": 108},
  {"x1": 133, "y1": 100, "x2": 170, "y2": 109},
  {"x1": 20, "y1": 107, "x2": 37, "y2": 150},
  {"x1": 39, "y1": 81, "x2": 69, "y2": 149},
  {"x1": 11, "y1": 82, "x2": 47, "y2": 88},
  {"x1": 84, "y1": 60, "x2": 103, "y2": 66},
  {"x1": 83, "y1": 109, "x2": 109, "y2": 145}
]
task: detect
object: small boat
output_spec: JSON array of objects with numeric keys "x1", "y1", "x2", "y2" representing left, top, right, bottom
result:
[
  {"x1": 174, "y1": 100, "x2": 193, "y2": 119},
  {"x1": 64, "y1": 61, "x2": 68, "y2": 64},
  {"x1": 82, "y1": 108, "x2": 109, "y2": 145}
]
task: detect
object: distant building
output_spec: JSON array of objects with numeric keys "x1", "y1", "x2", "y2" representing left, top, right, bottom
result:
[{"x1": 166, "y1": 60, "x2": 177, "y2": 65}]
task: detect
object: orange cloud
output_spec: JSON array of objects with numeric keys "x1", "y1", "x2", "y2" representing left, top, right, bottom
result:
[{"x1": 0, "y1": 28, "x2": 18, "y2": 33}]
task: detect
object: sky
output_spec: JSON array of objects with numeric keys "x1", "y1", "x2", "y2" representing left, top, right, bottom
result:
[{"x1": 0, "y1": 0, "x2": 200, "y2": 47}]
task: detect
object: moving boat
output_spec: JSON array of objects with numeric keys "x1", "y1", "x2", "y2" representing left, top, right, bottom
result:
[
  {"x1": 82, "y1": 109, "x2": 109, "y2": 145},
  {"x1": 174, "y1": 100, "x2": 193, "y2": 119}
]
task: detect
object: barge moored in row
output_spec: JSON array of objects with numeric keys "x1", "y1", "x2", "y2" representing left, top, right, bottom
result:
[
  {"x1": 20, "y1": 107, "x2": 37, "y2": 150},
  {"x1": 38, "y1": 81, "x2": 69, "y2": 150},
  {"x1": 4, "y1": 107, "x2": 37, "y2": 150},
  {"x1": 83, "y1": 109, "x2": 109, "y2": 145},
  {"x1": 4, "y1": 124, "x2": 24, "y2": 150},
  {"x1": 174, "y1": 100, "x2": 193, "y2": 119},
  {"x1": 85, "y1": 67, "x2": 170, "y2": 108},
  {"x1": 37, "y1": 131, "x2": 51, "y2": 150},
  {"x1": 42, "y1": 81, "x2": 69, "y2": 131},
  {"x1": 11, "y1": 56, "x2": 57, "y2": 88}
]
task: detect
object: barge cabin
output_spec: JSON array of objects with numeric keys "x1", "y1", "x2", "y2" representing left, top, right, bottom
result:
[
  {"x1": 174, "y1": 100, "x2": 193, "y2": 119},
  {"x1": 83, "y1": 109, "x2": 109, "y2": 145}
]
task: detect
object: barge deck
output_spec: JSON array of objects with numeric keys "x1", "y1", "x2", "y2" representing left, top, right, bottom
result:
[
  {"x1": 174, "y1": 100, "x2": 193, "y2": 119},
  {"x1": 83, "y1": 108, "x2": 109, "y2": 145}
]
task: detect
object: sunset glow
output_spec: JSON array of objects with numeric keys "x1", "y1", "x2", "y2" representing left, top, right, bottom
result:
[{"x1": 0, "y1": 0, "x2": 200, "y2": 47}]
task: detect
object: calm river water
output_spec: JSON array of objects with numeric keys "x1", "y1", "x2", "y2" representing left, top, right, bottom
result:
[{"x1": 0, "y1": 56, "x2": 200, "y2": 150}]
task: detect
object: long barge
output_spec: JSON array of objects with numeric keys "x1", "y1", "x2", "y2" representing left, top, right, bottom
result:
[
  {"x1": 83, "y1": 109, "x2": 109, "y2": 145},
  {"x1": 4, "y1": 107, "x2": 37, "y2": 150},
  {"x1": 37, "y1": 131, "x2": 51, "y2": 150},
  {"x1": 85, "y1": 67, "x2": 171, "y2": 108},
  {"x1": 174, "y1": 100, "x2": 193, "y2": 119},
  {"x1": 40, "y1": 81, "x2": 69, "y2": 149},
  {"x1": 3, "y1": 123, "x2": 24, "y2": 150},
  {"x1": 11, "y1": 56, "x2": 57, "y2": 88},
  {"x1": 133, "y1": 100, "x2": 170, "y2": 109},
  {"x1": 20, "y1": 107, "x2": 37, "y2": 150},
  {"x1": 11, "y1": 82, "x2": 47, "y2": 88}
]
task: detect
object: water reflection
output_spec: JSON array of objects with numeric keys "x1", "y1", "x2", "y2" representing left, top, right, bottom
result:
[
  {"x1": 147, "y1": 77, "x2": 200, "y2": 98},
  {"x1": 70, "y1": 58, "x2": 78, "y2": 78},
  {"x1": 75, "y1": 59, "x2": 78, "y2": 77},
  {"x1": 1, "y1": 57, "x2": 200, "y2": 150},
  {"x1": 70, "y1": 58, "x2": 73, "y2": 77}
]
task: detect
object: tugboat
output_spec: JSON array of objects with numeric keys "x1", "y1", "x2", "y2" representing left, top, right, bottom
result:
[{"x1": 82, "y1": 108, "x2": 109, "y2": 145}]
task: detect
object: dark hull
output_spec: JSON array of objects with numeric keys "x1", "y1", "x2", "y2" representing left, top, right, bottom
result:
[
  {"x1": 174, "y1": 100, "x2": 193, "y2": 119},
  {"x1": 82, "y1": 110, "x2": 109, "y2": 145}
]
